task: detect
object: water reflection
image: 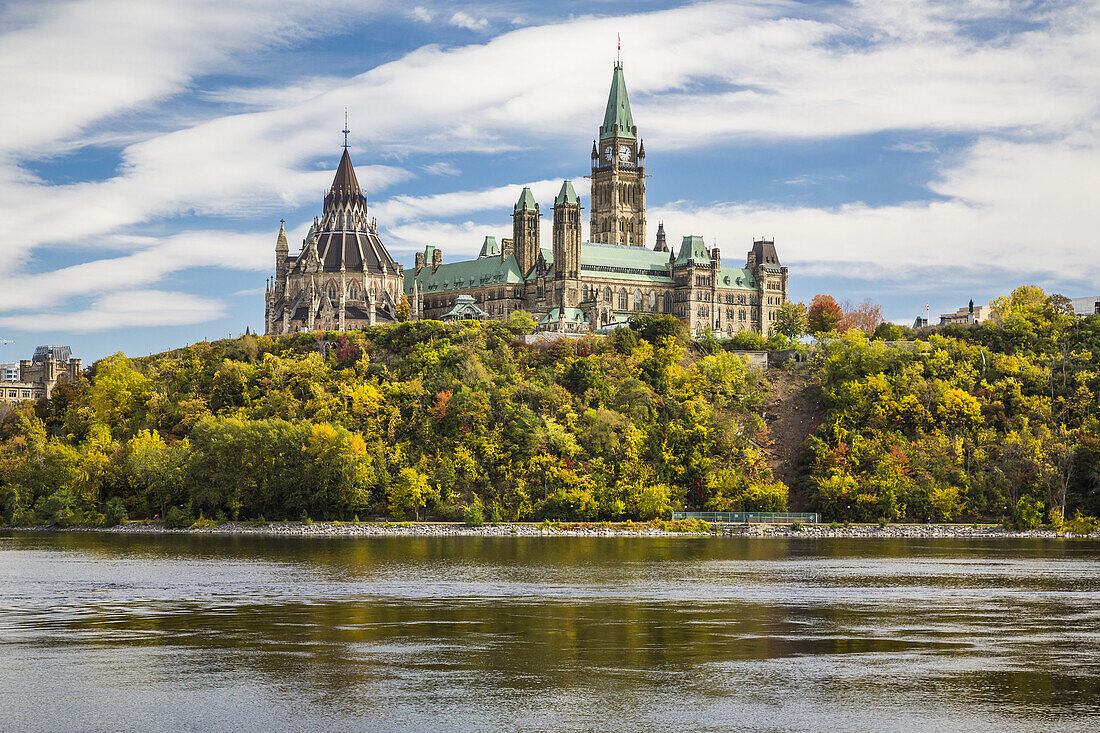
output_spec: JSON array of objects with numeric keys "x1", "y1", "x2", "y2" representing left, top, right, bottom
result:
[{"x1": 1, "y1": 533, "x2": 1098, "y2": 731}]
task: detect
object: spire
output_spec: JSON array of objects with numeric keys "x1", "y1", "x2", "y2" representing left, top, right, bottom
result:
[
  {"x1": 654, "y1": 221, "x2": 668, "y2": 252},
  {"x1": 600, "y1": 62, "x2": 636, "y2": 140},
  {"x1": 554, "y1": 180, "x2": 578, "y2": 206},
  {"x1": 329, "y1": 148, "x2": 361, "y2": 197},
  {"x1": 324, "y1": 148, "x2": 366, "y2": 216},
  {"x1": 514, "y1": 187, "x2": 537, "y2": 212},
  {"x1": 276, "y1": 219, "x2": 288, "y2": 251},
  {"x1": 342, "y1": 107, "x2": 350, "y2": 149}
]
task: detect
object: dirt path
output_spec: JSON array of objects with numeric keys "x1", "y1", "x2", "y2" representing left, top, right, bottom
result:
[{"x1": 761, "y1": 365, "x2": 824, "y2": 511}]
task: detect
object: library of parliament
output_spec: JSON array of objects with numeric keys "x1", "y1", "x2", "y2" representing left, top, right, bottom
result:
[{"x1": 265, "y1": 61, "x2": 788, "y2": 337}]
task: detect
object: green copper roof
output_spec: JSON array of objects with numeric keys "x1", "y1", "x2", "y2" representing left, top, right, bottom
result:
[
  {"x1": 478, "y1": 236, "x2": 500, "y2": 258},
  {"x1": 514, "y1": 187, "x2": 537, "y2": 212},
  {"x1": 674, "y1": 235, "x2": 710, "y2": 266},
  {"x1": 555, "y1": 180, "x2": 578, "y2": 205},
  {"x1": 539, "y1": 308, "x2": 589, "y2": 325},
  {"x1": 404, "y1": 252, "x2": 524, "y2": 295},
  {"x1": 579, "y1": 242, "x2": 672, "y2": 283},
  {"x1": 600, "y1": 63, "x2": 636, "y2": 141},
  {"x1": 717, "y1": 267, "x2": 757, "y2": 291}
]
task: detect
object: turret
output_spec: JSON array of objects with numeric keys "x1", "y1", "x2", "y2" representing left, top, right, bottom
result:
[
  {"x1": 654, "y1": 221, "x2": 668, "y2": 252},
  {"x1": 553, "y1": 180, "x2": 582, "y2": 306},
  {"x1": 512, "y1": 187, "x2": 540, "y2": 276},
  {"x1": 274, "y1": 220, "x2": 289, "y2": 292}
]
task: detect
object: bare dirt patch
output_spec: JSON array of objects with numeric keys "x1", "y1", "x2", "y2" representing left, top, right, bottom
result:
[{"x1": 760, "y1": 365, "x2": 824, "y2": 511}]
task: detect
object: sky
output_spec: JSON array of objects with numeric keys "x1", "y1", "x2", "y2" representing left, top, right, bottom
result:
[{"x1": 0, "y1": 0, "x2": 1098, "y2": 362}]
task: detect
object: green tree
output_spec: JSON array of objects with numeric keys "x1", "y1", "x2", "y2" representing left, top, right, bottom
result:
[
  {"x1": 772, "y1": 301, "x2": 807, "y2": 340},
  {"x1": 388, "y1": 467, "x2": 434, "y2": 520}
]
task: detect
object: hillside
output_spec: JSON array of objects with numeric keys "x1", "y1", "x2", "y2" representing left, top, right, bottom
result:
[{"x1": 0, "y1": 316, "x2": 788, "y2": 526}]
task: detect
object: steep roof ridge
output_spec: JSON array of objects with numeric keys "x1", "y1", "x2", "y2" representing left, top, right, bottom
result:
[
  {"x1": 555, "y1": 180, "x2": 578, "y2": 205},
  {"x1": 600, "y1": 62, "x2": 636, "y2": 141}
]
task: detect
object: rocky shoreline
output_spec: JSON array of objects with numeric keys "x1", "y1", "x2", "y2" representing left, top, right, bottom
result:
[{"x1": 7, "y1": 521, "x2": 1097, "y2": 539}]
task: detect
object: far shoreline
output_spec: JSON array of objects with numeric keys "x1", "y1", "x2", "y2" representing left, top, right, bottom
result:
[{"x1": 3, "y1": 521, "x2": 1097, "y2": 540}]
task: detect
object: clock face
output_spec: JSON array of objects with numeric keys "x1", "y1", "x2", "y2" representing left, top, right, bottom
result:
[
  {"x1": 604, "y1": 146, "x2": 613, "y2": 162},
  {"x1": 618, "y1": 144, "x2": 632, "y2": 162}
]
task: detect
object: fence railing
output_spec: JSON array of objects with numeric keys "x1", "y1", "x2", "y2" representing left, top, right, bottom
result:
[{"x1": 671, "y1": 511, "x2": 820, "y2": 524}]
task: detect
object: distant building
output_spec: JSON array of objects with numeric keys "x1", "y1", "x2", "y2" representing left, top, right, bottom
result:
[
  {"x1": 1069, "y1": 295, "x2": 1100, "y2": 317},
  {"x1": 264, "y1": 60, "x2": 791, "y2": 339},
  {"x1": 0, "y1": 363, "x2": 18, "y2": 382},
  {"x1": 264, "y1": 148, "x2": 405, "y2": 335},
  {"x1": 401, "y1": 61, "x2": 789, "y2": 337},
  {"x1": 441, "y1": 295, "x2": 489, "y2": 322},
  {"x1": 0, "y1": 346, "x2": 81, "y2": 405},
  {"x1": 939, "y1": 301, "x2": 991, "y2": 326}
]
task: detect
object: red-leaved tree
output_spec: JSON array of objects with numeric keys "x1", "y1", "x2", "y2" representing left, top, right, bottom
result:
[{"x1": 807, "y1": 294, "x2": 843, "y2": 334}]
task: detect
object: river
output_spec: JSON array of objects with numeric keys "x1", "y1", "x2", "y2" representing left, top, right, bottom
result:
[{"x1": 1, "y1": 532, "x2": 1098, "y2": 731}]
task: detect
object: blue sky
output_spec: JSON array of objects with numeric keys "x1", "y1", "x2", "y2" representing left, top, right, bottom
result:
[{"x1": 1, "y1": 0, "x2": 1098, "y2": 362}]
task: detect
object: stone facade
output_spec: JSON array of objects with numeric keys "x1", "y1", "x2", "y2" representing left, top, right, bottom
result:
[
  {"x1": 403, "y1": 61, "x2": 789, "y2": 336},
  {"x1": 0, "y1": 347, "x2": 81, "y2": 405},
  {"x1": 265, "y1": 148, "x2": 404, "y2": 335}
]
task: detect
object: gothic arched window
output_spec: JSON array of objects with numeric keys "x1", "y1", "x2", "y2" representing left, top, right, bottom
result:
[
  {"x1": 663, "y1": 293, "x2": 672, "y2": 313},
  {"x1": 327, "y1": 282, "x2": 338, "y2": 301},
  {"x1": 648, "y1": 290, "x2": 657, "y2": 311},
  {"x1": 605, "y1": 287, "x2": 612, "y2": 303},
  {"x1": 633, "y1": 290, "x2": 642, "y2": 311},
  {"x1": 618, "y1": 288, "x2": 628, "y2": 310},
  {"x1": 349, "y1": 282, "x2": 360, "y2": 300}
]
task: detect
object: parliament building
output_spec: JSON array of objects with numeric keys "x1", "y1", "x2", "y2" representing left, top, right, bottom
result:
[{"x1": 266, "y1": 61, "x2": 788, "y2": 337}]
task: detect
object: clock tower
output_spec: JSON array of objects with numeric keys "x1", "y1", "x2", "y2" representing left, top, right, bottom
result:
[{"x1": 590, "y1": 61, "x2": 646, "y2": 247}]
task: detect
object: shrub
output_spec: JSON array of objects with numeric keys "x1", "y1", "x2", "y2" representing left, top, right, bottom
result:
[
  {"x1": 1067, "y1": 513, "x2": 1099, "y2": 535},
  {"x1": 0, "y1": 484, "x2": 29, "y2": 525},
  {"x1": 103, "y1": 497, "x2": 128, "y2": 527},
  {"x1": 191, "y1": 517, "x2": 219, "y2": 530},
  {"x1": 300, "y1": 511, "x2": 313, "y2": 525},
  {"x1": 1009, "y1": 497, "x2": 1043, "y2": 531},
  {"x1": 790, "y1": 521, "x2": 803, "y2": 532},
  {"x1": 488, "y1": 504, "x2": 503, "y2": 525},
  {"x1": 164, "y1": 505, "x2": 194, "y2": 529},
  {"x1": 36, "y1": 489, "x2": 79, "y2": 527},
  {"x1": 463, "y1": 502, "x2": 485, "y2": 527},
  {"x1": 878, "y1": 517, "x2": 889, "y2": 528}
]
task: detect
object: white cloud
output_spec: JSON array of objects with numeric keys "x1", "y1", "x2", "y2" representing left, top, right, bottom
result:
[
  {"x1": 0, "y1": 0, "x2": 379, "y2": 158},
  {"x1": 450, "y1": 12, "x2": 489, "y2": 31},
  {"x1": 421, "y1": 161, "x2": 462, "y2": 176},
  {"x1": 0, "y1": 231, "x2": 271, "y2": 312},
  {"x1": 0, "y1": 290, "x2": 225, "y2": 332},
  {"x1": 649, "y1": 134, "x2": 1100, "y2": 290},
  {"x1": 411, "y1": 6, "x2": 432, "y2": 23},
  {"x1": 373, "y1": 178, "x2": 588, "y2": 224},
  {"x1": 2, "y1": 0, "x2": 1099, "y2": 334}
]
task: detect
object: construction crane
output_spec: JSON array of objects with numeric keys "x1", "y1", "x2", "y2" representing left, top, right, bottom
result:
[{"x1": 0, "y1": 338, "x2": 12, "y2": 347}]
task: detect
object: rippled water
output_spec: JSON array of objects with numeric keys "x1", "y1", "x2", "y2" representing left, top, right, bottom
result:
[{"x1": 1, "y1": 533, "x2": 1098, "y2": 731}]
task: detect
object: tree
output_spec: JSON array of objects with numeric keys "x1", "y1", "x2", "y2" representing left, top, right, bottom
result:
[
  {"x1": 125, "y1": 430, "x2": 188, "y2": 518},
  {"x1": 395, "y1": 294, "x2": 410, "y2": 322},
  {"x1": 628, "y1": 314, "x2": 685, "y2": 344},
  {"x1": 388, "y1": 467, "x2": 433, "y2": 520},
  {"x1": 772, "y1": 301, "x2": 807, "y2": 340},
  {"x1": 807, "y1": 295, "x2": 843, "y2": 335},
  {"x1": 873, "y1": 322, "x2": 908, "y2": 341},
  {"x1": 507, "y1": 310, "x2": 536, "y2": 336},
  {"x1": 839, "y1": 299, "x2": 884, "y2": 333}
]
